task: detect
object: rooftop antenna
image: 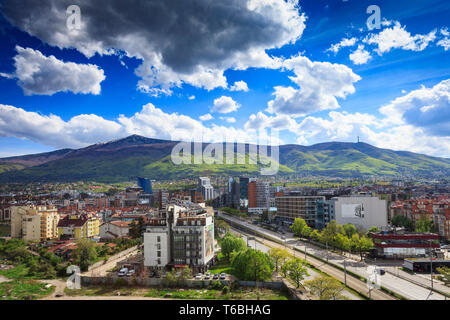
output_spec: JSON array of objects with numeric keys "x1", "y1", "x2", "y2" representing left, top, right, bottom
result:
[{"x1": 357, "y1": 136, "x2": 360, "y2": 143}]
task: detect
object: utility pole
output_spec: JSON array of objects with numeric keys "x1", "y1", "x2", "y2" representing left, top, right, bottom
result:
[
  {"x1": 430, "y1": 239, "x2": 434, "y2": 290},
  {"x1": 344, "y1": 259, "x2": 347, "y2": 286},
  {"x1": 326, "y1": 241, "x2": 329, "y2": 262},
  {"x1": 304, "y1": 245, "x2": 307, "y2": 261}
]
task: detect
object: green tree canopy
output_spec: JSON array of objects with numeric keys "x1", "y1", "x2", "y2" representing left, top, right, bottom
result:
[
  {"x1": 305, "y1": 276, "x2": 347, "y2": 300},
  {"x1": 290, "y1": 218, "x2": 307, "y2": 236},
  {"x1": 231, "y1": 248, "x2": 274, "y2": 281},
  {"x1": 72, "y1": 239, "x2": 98, "y2": 271},
  {"x1": 415, "y1": 216, "x2": 434, "y2": 233},
  {"x1": 282, "y1": 258, "x2": 309, "y2": 288},
  {"x1": 391, "y1": 215, "x2": 413, "y2": 230},
  {"x1": 268, "y1": 247, "x2": 290, "y2": 272},
  {"x1": 220, "y1": 232, "x2": 246, "y2": 261},
  {"x1": 343, "y1": 224, "x2": 357, "y2": 238}
]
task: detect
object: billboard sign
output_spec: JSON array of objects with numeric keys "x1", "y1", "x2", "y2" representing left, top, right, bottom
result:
[{"x1": 341, "y1": 203, "x2": 365, "y2": 218}]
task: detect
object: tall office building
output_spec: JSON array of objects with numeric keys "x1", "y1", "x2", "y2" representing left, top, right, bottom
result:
[
  {"x1": 227, "y1": 177, "x2": 241, "y2": 209},
  {"x1": 198, "y1": 177, "x2": 214, "y2": 201},
  {"x1": 239, "y1": 177, "x2": 250, "y2": 200},
  {"x1": 275, "y1": 194, "x2": 325, "y2": 227},
  {"x1": 137, "y1": 177, "x2": 153, "y2": 194},
  {"x1": 248, "y1": 180, "x2": 270, "y2": 214}
]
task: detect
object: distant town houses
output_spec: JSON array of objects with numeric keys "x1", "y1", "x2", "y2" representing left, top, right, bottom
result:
[
  {"x1": 57, "y1": 213, "x2": 100, "y2": 240},
  {"x1": 99, "y1": 220, "x2": 132, "y2": 239}
]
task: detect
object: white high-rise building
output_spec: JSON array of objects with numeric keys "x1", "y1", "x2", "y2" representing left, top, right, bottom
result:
[{"x1": 198, "y1": 177, "x2": 214, "y2": 201}]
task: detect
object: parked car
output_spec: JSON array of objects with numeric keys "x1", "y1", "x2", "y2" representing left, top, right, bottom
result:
[
  {"x1": 204, "y1": 273, "x2": 211, "y2": 280},
  {"x1": 195, "y1": 273, "x2": 203, "y2": 280},
  {"x1": 118, "y1": 267, "x2": 128, "y2": 277},
  {"x1": 220, "y1": 273, "x2": 226, "y2": 280},
  {"x1": 126, "y1": 270, "x2": 136, "y2": 277},
  {"x1": 213, "y1": 273, "x2": 219, "y2": 280}
]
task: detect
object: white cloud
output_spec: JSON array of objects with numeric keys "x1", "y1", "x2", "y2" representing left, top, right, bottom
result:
[
  {"x1": 199, "y1": 113, "x2": 213, "y2": 121},
  {"x1": 188, "y1": 95, "x2": 196, "y2": 100},
  {"x1": 0, "y1": 103, "x2": 263, "y2": 149},
  {"x1": 364, "y1": 22, "x2": 437, "y2": 54},
  {"x1": 2, "y1": 0, "x2": 306, "y2": 94},
  {"x1": 266, "y1": 55, "x2": 361, "y2": 117},
  {"x1": 230, "y1": 80, "x2": 249, "y2": 92},
  {"x1": 349, "y1": 45, "x2": 371, "y2": 65},
  {"x1": 441, "y1": 27, "x2": 449, "y2": 37},
  {"x1": 326, "y1": 37, "x2": 357, "y2": 54},
  {"x1": 211, "y1": 96, "x2": 241, "y2": 114},
  {"x1": 0, "y1": 46, "x2": 105, "y2": 95},
  {"x1": 220, "y1": 117, "x2": 236, "y2": 123},
  {"x1": 379, "y1": 79, "x2": 450, "y2": 137},
  {"x1": 244, "y1": 112, "x2": 297, "y2": 131},
  {"x1": 437, "y1": 38, "x2": 450, "y2": 51}
]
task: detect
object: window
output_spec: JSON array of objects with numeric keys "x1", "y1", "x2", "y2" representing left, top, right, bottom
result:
[
  {"x1": 157, "y1": 251, "x2": 161, "y2": 257},
  {"x1": 157, "y1": 236, "x2": 161, "y2": 242}
]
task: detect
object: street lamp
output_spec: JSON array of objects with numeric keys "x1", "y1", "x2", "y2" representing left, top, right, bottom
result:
[
  {"x1": 430, "y1": 239, "x2": 434, "y2": 290},
  {"x1": 343, "y1": 258, "x2": 347, "y2": 286},
  {"x1": 326, "y1": 241, "x2": 329, "y2": 262}
]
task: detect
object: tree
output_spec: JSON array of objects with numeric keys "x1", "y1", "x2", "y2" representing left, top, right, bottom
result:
[
  {"x1": 310, "y1": 229, "x2": 320, "y2": 242},
  {"x1": 290, "y1": 218, "x2": 307, "y2": 237},
  {"x1": 268, "y1": 248, "x2": 290, "y2": 272},
  {"x1": 231, "y1": 248, "x2": 274, "y2": 281},
  {"x1": 283, "y1": 258, "x2": 309, "y2": 288},
  {"x1": 72, "y1": 239, "x2": 98, "y2": 271},
  {"x1": 129, "y1": 217, "x2": 145, "y2": 239},
  {"x1": 343, "y1": 224, "x2": 357, "y2": 238},
  {"x1": 334, "y1": 233, "x2": 351, "y2": 254},
  {"x1": 367, "y1": 226, "x2": 381, "y2": 235},
  {"x1": 391, "y1": 215, "x2": 413, "y2": 230},
  {"x1": 321, "y1": 220, "x2": 340, "y2": 248},
  {"x1": 178, "y1": 266, "x2": 192, "y2": 282},
  {"x1": 301, "y1": 225, "x2": 312, "y2": 239},
  {"x1": 351, "y1": 234, "x2": 374, "y2": 260},
  {"x1": 436, "y1": 266, "x2": 450, "y2": 286},
  {"x1": 415, "y1": 217, "x2": 434, "y2": 233},
  {"x1": 220, "y1": 233, "x2": 246, "y2": 261},
  {"x1": 305, "y1": 276, "x2": 347, "y2": 300}
]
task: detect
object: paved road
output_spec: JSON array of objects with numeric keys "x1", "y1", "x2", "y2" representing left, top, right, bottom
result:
[
  {"x1": 219, "y1": 212, "x2": 449, "y2": 300},
  {"x1": 220, "y1": 212, "x2": 394, "y2": 300},
  {"x1": 230, "y1": 226, "x2": 362, "y2": 300},
  {"x1": 82, "y1": 248, "x2": 140, "y2": 277}
]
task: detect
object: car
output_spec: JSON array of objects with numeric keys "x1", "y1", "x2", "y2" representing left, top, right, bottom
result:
[
  {"x1": 118, "y1": 267, "x2": 128, "y2": 277},
  {"x1": 126, "y1": 270, "x2": 136, "y2": 277},
  {"x1": 220, "y1": 273, "x2": 226, "y2": 280},
  {"x1": 376, "y1": 268, "x2": 386, "y2": 275},
  {"x1": 55, "y1": 293, "x2": 63, "y2": 298},
  {"x1": 195, "y1": 273, "x2": 203, "y2": 280},
  {"x1": 204, "y1": 273, "x2": 211, "y2": 280},
  {"x1": 213, "y1": 273, "x2": 219, "y2": 280}
]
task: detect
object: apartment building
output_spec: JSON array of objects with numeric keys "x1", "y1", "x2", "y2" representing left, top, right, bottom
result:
[
  {"x1": 144, "y1": 201, "x2": 215, "y2": 273},
  {"x1": 99, "y1": 220, "x2": 132, "y2": 239},
  {"x1": 10, "y1": 206, "x2": 60, "y2": 242},
  {"x1": 57, "y1": 213, "x2": 100, "y2": 240},
  {"x1": 0, "y1": 206, "x2": 11, "y2": 221}
]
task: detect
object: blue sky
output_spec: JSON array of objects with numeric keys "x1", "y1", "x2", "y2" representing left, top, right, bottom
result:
[{"x1": 0, "y1": 0, "x2": 449, "y2": 158}]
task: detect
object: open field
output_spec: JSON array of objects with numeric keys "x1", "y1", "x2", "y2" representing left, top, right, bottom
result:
[
  {"x1": 0, "y1": 280, "x2": 55, "y2": 300},
  {"x1": 64, "y1": 286, "x2": 290, "y2": 300}
]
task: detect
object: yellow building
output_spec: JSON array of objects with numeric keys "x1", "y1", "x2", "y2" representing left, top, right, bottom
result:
[
  {"x1": 57, "y1": 213, "x2": 100, "y2": 240},
  {"x1": 10, "y1": 206, "x2": 60, "y2": 242}
]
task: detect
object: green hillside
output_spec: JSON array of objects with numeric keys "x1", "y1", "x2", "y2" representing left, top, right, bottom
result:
[{"x1": 0, "y1": 136, "x2": 448, "y2": 182}]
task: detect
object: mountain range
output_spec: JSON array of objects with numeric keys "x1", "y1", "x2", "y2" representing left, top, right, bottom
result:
[{"x1": 0, "y1": 135, "x2": 449, "y2": 182}]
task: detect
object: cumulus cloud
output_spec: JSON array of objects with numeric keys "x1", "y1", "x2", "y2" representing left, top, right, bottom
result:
[
  {"x1": 437, "y1": 38, "x2": 450, "y2": 51},
  {"x1": 211, "y1": 96, "x2": 241, "y2": 114},
  {"x1": 188, "y1": 95, "x2": 196, "y2": 100},
  {"x1": 0, "y1": 46, "x2": 105, "y2": 95},
  {"x1": 266, "y1": 55, "x2": 361, "y2": 117},
  {"x1": 244, "y1": 112, "x2": 297, "y2": 131},
  {"x1": 0, "y1": 103, "x2": 262, "y2": 149},
  {"x1": 379, "y1": 79, "x2": 450, "y2": 137},
  {"x1": 349, "y1": 45, "x2": 371, "y2": 65},
  {"x1": 1, "y1": 0, "x2": 306, "y2": 94},
  {"x1": 326, "y1": 37, "x2": 357, "y2": 54},
  {"x1": 220, "y1": 116, "x2": 236, "y2": 123},
  {"x1": 230, "y1": 80, "x2": 249, "y2": 92},
  {"x1": 199, "y1": 113, "x2": 213, "y2": 121},
  {"x1": 364, "y1": 22, "x2": 437, "y2": 54}
]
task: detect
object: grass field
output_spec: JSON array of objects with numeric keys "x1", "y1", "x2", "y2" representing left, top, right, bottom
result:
[
  {"x1": 65, "y1": 286, "x2": 289, "y2": 300},
  {"x1": 0, "y1": 280, "x2": 55, "y2": 300}
]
